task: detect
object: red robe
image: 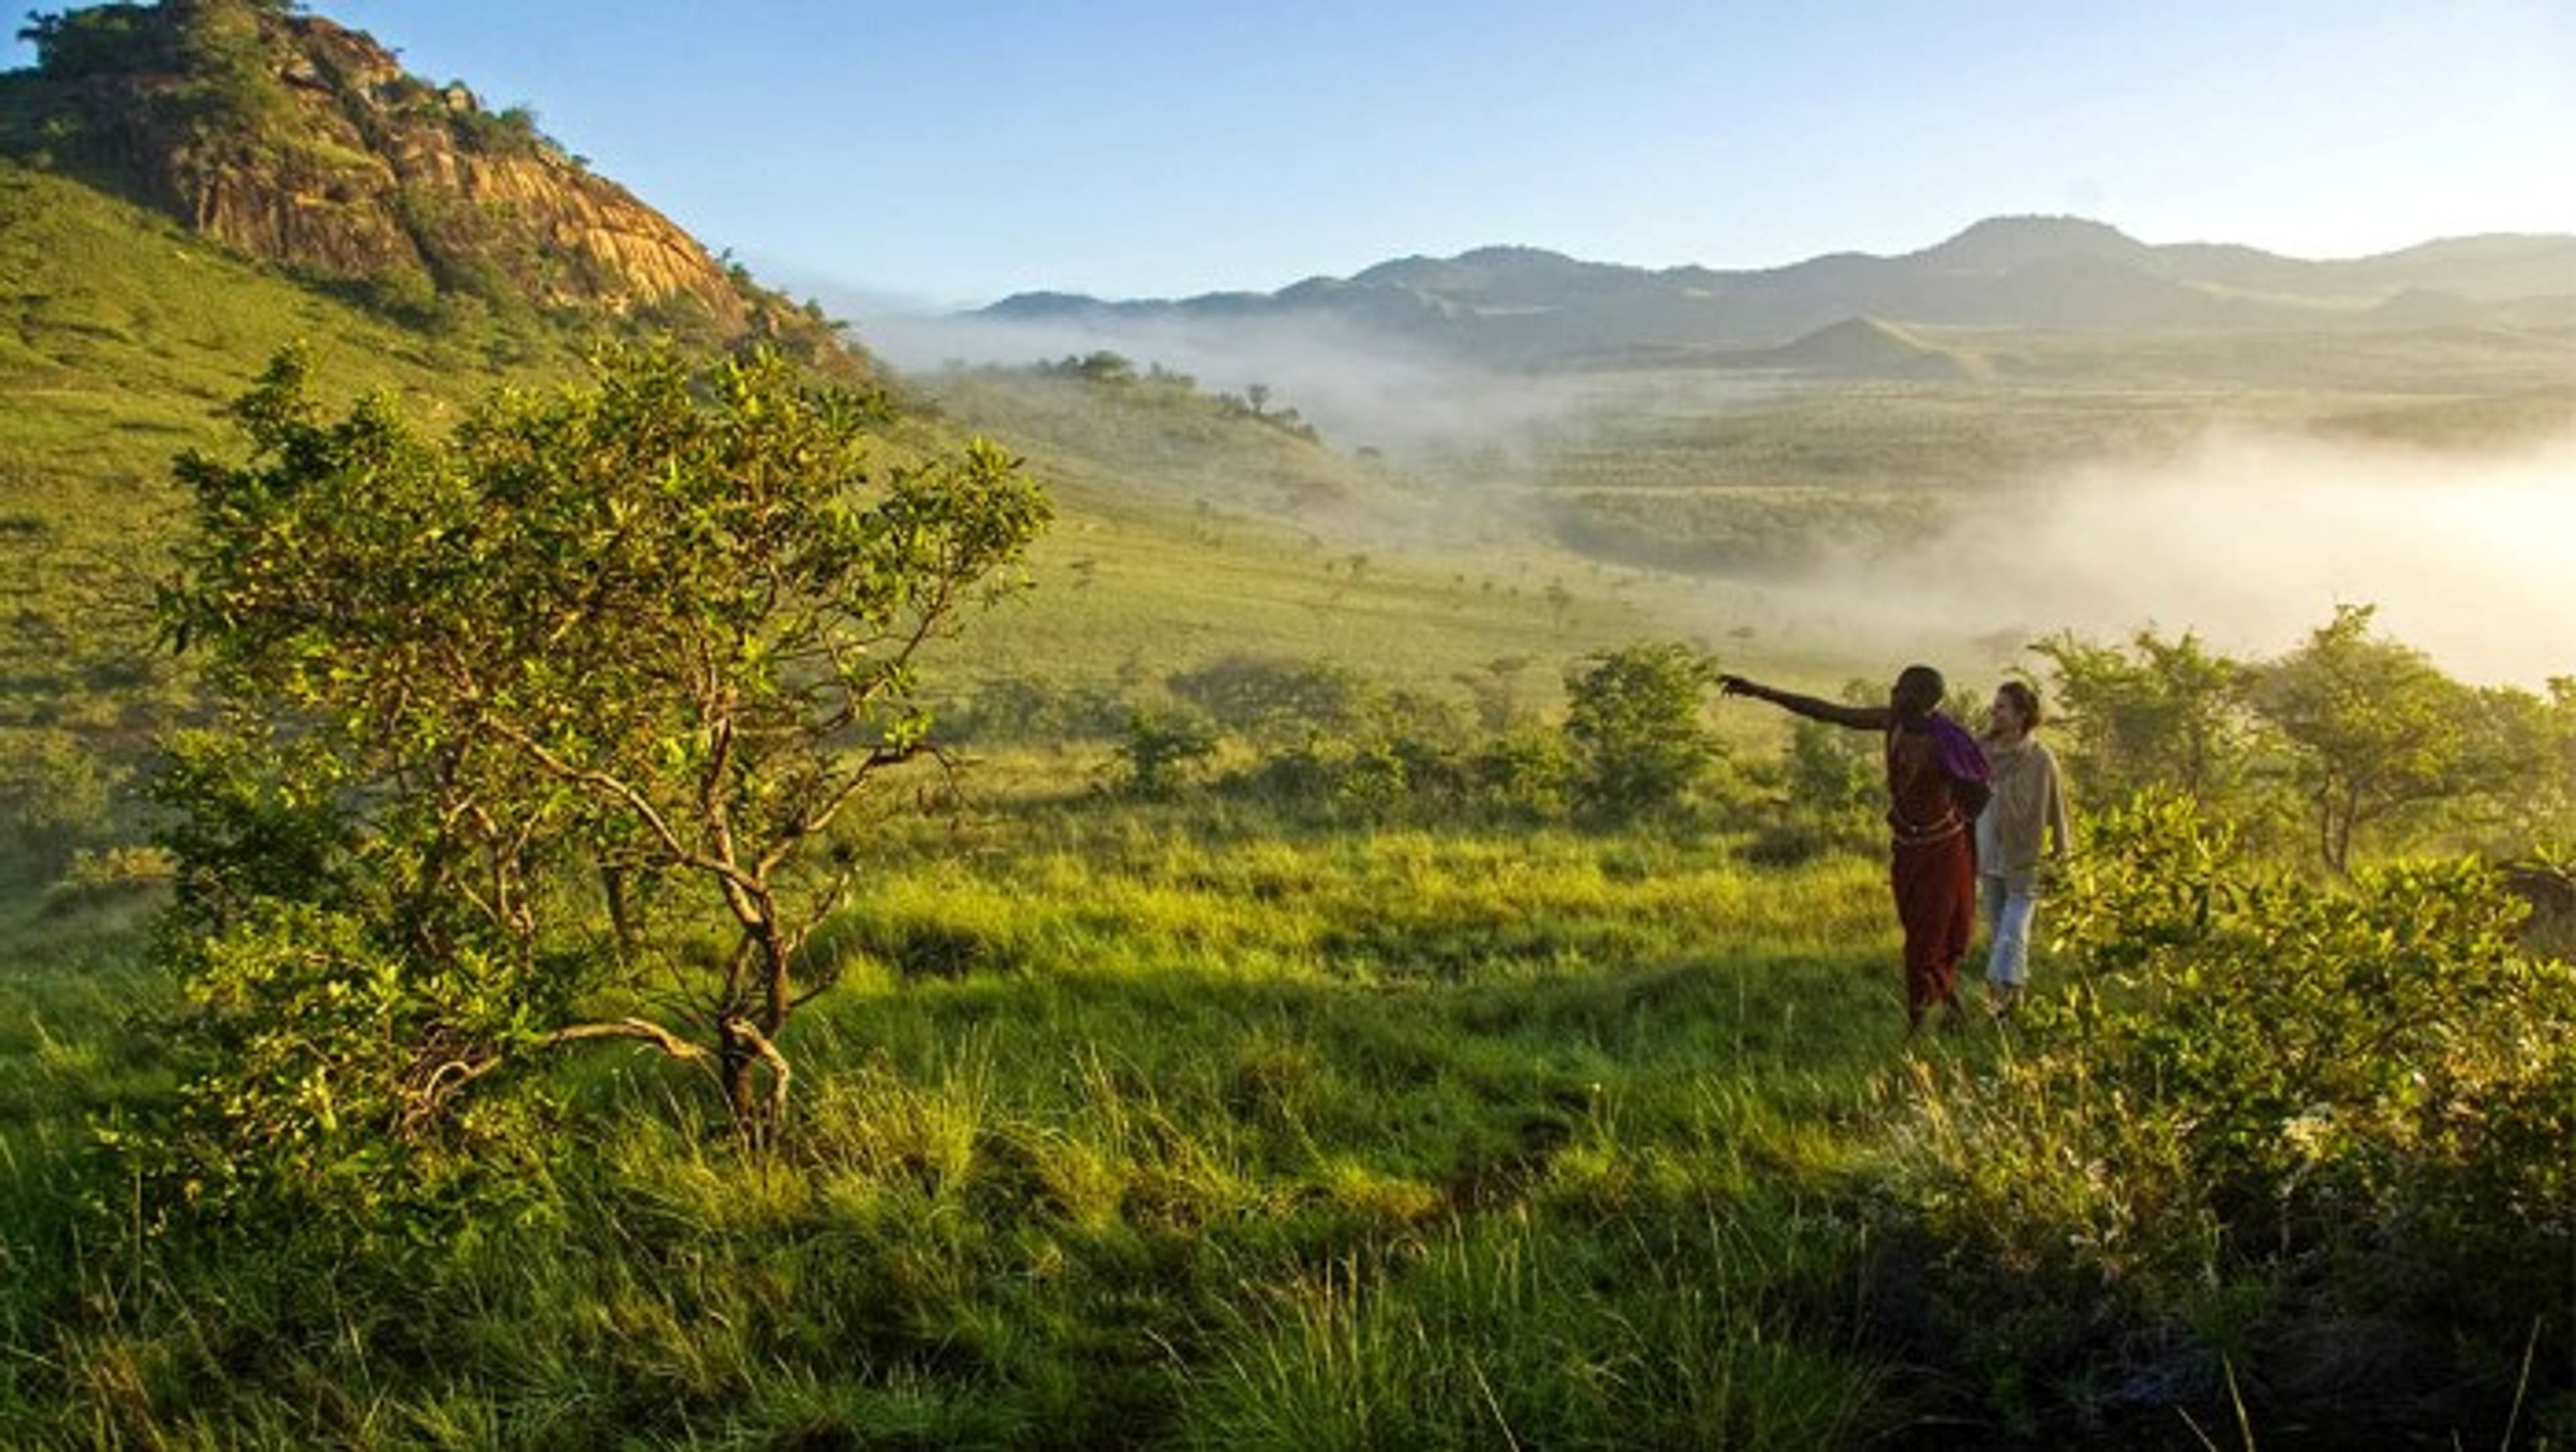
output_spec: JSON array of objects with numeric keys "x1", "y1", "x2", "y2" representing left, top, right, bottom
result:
[{"x1": 1886, "y1": 723, "x2": 1980, "y2": 1018}]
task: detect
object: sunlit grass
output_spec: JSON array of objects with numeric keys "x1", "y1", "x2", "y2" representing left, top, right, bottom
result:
[{"x1": 0, "y1": 792, "x2": 1957, "y2": 1446}]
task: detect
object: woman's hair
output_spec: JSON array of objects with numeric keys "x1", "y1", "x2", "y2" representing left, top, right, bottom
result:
[{"x1": 1996, "y1": 679, "x2": 2043, "y2": 729}]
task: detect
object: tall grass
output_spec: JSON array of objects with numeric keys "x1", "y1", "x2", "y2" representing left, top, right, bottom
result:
[{"x1": 0, "y1": 801, "x2": 1950, "y2": 1447}]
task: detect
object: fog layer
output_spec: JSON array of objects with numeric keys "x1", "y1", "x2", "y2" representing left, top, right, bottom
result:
[{"x1": 1815, "y1": 432, "x2": 2576, "y2": 687}]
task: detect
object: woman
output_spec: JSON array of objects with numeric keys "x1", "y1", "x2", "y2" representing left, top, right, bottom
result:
[{"x1": 1975, "y1": 680, "x2": 2072, "y2": 1015}]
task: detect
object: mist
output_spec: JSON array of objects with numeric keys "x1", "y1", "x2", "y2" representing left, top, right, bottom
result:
[
  {"x1": 1785, "y1": 431, "x2": 2576, "y2": 688},
  {"x1": 847, "y1": 304, "x2": 1656, "y2": 462}
]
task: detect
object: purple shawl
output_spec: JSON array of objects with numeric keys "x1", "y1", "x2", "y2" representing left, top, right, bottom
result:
[{"x1": 1918, "y1": 711, "x2": 1990, "y2": 784}]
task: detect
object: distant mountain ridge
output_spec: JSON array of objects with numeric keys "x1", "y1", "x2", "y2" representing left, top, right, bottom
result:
[{"x1": 979, "y1": 217, "x2": 2576, "y2": 368}]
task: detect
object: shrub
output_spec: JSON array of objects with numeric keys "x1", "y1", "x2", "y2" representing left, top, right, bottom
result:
[
  {"x1": 1114, "y1": 706, "x2": 1220, "y2": 798},
  {"x1": 957, "y1": 676, "x2": 1128, "y2": 745},
  {"x1": 1887, "y1": 792, "x2": 2576, "y2": 1434},
  {"x1": 1562, "y1": 642, "x2": 1720, "y2": 823},
  {"x1": 1169, "y1": 655, "x2": 1371, "y2": 752},
  {"x1": 1464, "y1": 728, "x2": 1574, "y2": 821},
  {"x1": 1741, "y1": 716, "x2": 1880, "y2": 866}
]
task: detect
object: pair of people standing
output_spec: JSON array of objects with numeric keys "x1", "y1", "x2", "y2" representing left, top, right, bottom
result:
[{"x1": 1719, "y1": 666, "x2": 2070, "y2": 1031}]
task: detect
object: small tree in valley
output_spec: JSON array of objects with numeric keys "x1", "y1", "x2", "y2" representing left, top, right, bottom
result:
[{"x1": 157, "y1": 346, "x2": 1046, "y2": 1184}]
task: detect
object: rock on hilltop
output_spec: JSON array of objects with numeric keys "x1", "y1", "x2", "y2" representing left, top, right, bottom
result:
[{"x1": 7, "y1": 0, "x2": 822, "y2": 348}]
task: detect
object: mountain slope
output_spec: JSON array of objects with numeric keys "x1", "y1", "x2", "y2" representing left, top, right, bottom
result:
[{"x1": 3, "y1": 0, "x2": 851, "y2": 362}]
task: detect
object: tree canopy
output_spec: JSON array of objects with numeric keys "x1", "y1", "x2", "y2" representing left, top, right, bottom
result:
[{"x1": 155, "y1": 346, "x2": 1046, "y2": 1198}]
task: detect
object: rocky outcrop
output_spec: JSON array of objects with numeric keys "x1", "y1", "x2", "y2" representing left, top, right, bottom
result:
[{"x1": 19, "y1": 1, "x2": 763, "y2": 334}]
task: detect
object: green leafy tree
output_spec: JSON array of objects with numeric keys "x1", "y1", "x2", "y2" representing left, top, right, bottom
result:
[
  {"x1": 2031, "y1": 625, "x2": 2249, "y2": 805},
  {"x1": 2458, "y1": 677, "x2": 2576, "y2": 849},
  {"x1": 157, "y1": 346, "x2": 1046, "y2": 1176},
  {"x1": 2249, "y1": 605, "x2": 2480, "y2": 872},
  {"x1": 1454, "y1": 654, "x2": 1541, "y2": 733},
  {"x1": 1562, "y1": 642, "x2": 1719, "y2": 822}
]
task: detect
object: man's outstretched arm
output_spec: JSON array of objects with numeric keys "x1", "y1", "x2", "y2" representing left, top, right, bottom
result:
[{"x1": 1717, "y1": 675, "x2": 1891, "y2": 731}]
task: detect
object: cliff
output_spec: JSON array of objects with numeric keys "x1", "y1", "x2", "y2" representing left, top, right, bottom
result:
[{"x1": 7, "y1": 0, "x2": 826, "y2": 350}]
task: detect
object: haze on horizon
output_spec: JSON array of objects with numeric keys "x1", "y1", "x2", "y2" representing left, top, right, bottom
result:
[{"x1": 19, "y1": 0, "x2": 2563, "y2": 305}]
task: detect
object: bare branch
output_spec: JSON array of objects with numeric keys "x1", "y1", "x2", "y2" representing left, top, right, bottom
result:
[{"x1": 543, "y1": 1017, "x2": 715, "y2": 1063}]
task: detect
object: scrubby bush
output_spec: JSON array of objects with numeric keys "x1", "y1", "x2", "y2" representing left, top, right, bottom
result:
[
  {"x1": 1462, "y1": 728, "x2": 1575, "y2": 821},
  {"x1": 1114, "y1": 706, "x2": 1220, "y2": 797},
  {"x1": 1888, "y1": 792, "x2": 2576, "y2": 1435},
  {"x1": 1236, "y1": 690, "x2": 1477, "y2": 822},
  {"x1": 1741, "y1": 714, "x2": 1882, "y2": 866},
  {"x1": 955, "y1": 676, "x2": 1129, "y2": 744},
  {"x1": 1169, "y1": 654, "x2": 1373, "y2": 752},
  {"x1": 1, "y1": 730, "x2": 125, "y2": 881},
  {"x1": 1562, "y1": 642, "x2": 1721, "y2": 823}
]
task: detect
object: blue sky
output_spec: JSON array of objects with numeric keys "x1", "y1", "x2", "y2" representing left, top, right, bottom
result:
[{"x1": 13, "y1": 2, "x2": 2574, "y2": 304}]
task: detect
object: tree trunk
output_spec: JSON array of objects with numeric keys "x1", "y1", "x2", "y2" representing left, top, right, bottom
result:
[
  {"x1": 716, "y1": 1012, "x2": 791, "y2": 1145},
  {"x1": 601, "y1": 864, "x2": 639, "y2": 957}
]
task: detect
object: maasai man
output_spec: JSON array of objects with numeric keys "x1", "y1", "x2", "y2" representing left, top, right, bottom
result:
[{"x1": 1719, "y1": 665, "x2": 1991, "y2": 1033}]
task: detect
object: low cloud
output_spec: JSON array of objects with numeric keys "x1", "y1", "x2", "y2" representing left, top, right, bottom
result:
[
  {"x1": 1812, "y1": 431, "x2": 2576, "y2": 687},
  {"x1": 844, "y1": 305, "x2": 1623, "y2": 460}
]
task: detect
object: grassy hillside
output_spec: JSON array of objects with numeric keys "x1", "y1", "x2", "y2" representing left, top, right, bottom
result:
[
  {"x1": 0, "y1": 155, "x2": 614, "y2": 882},
  {"x1": 0, "y1": 149, "x2": 1849, "y2": 900},
  {"x1": 901, "y1": 362, "x2": 1891, "y2": 724}
]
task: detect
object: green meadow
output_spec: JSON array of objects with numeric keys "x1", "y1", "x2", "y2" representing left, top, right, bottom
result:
[
  {"x1": 0, "y1": 805, "x2": 1921, "y2": 1447},
  {"x1": 3, "y1": 152, "x2": 2573, "y2": 1451}
]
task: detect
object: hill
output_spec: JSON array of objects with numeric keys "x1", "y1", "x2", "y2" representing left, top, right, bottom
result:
[
  {"x1": 1746, "y1": 315, "x2": 1988, "y2": 380},
  {"x1": 3, "y1": 0, "x2": 851, "y2": 363},
  {"x1": 0, "y1": 4, "x2": 1695, "y2": 892}
]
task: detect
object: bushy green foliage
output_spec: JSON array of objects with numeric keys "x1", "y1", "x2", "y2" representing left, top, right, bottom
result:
[
  {"x1": 1890, "y1": 791, "x2": 2576, "y2": 1433},
  {"x1": 1236, "y1": 688, "x2": 1474, "y2": 821},
  {"x1": 1169, "y1": 654, "x2": 1374, "y2": 751},
  {"x1": 17, "y1": 4, "x2": 171, "y2": 80},
  {"x1": 2036, "y1": 614, "x2": 2576, "y2": 868},
  {"x1": 955, "y1": 674, "x2": 1129, "y2": 743},
  {"x1": 1122, "y1": 652, "x2": 1582, "y2": 824},
  {"x1": 1114, "y1": 705, "x2": 1221, "y2": 797},
  {"x1": 1562, "y1": 642, "x2": 1721, "y2": 822},
  {"x1": 149, "y1": 344, "x2": 1046, "y2": 1202},
  {"x1": 1460, "y1": 727, "x2": 1576, "y2": 821},
  {"x1": 1741, "y1": 707, "x2": 1883, "y2": 866},
  {"x1": 1, "y1": 729, "x2": 123, "y2": 878},
  {"x1": 2249, "y1": 603, "x2": 2495, "y2": 871},
  {"x1": 2031, "y1": 625, "x2": 2247, "y2": 806},
  {"x1": 2474, "y1": 677, "x2": 2576, "y2": 847},
  {"x1": 111, "y1": 896, "x2": 563, "y2": 1225}
]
